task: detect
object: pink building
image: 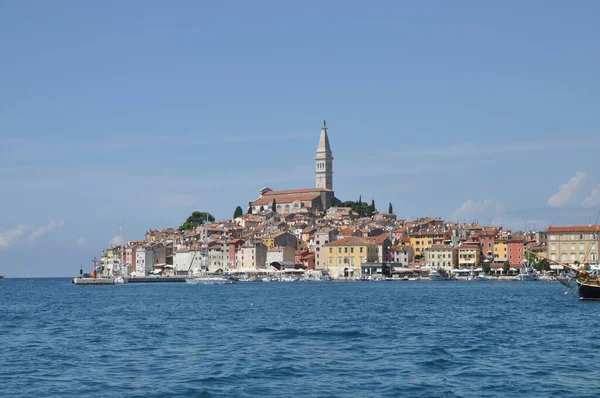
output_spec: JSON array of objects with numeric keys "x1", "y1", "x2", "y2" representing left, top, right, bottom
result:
[
  {"x1": 124, "y1": 245, "x2": 137, "y2": 272},
  {"x1": 508, "y1": 238, "x2": 525, "y2": 266},
  {"x1": 228, "y1": 239, "x2": 245, "y2": 269}
]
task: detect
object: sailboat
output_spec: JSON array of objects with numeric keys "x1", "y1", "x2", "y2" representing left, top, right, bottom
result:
[{"x1": 527, "y1": 250, "x2": 600, "y2": 300}]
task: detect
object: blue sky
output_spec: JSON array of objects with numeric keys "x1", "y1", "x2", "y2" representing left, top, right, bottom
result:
[{"x1": 1, "y1": 1, "x2": 600, "y2": 276}]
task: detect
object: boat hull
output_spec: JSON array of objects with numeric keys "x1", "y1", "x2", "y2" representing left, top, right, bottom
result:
[
  {"x1": 429, "y1": 275, "x2": 447, "y2": 281},
  {"x1": 186, "y1": 277, "x2": 235, "y2": 285},
  {"x1": 577, "y1": 281, "x2": 600, "y2": 300},
  {"x1": 519, "y1": 275, "x2": 540, "y2": 281},
  {"x1": 73, "y1": 277, "x2": 121, "y2": 285}
]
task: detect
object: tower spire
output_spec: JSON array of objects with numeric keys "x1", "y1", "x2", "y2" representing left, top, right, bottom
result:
[{"x1": 315, "y1": 120, "x2": 333, "y2": 190}]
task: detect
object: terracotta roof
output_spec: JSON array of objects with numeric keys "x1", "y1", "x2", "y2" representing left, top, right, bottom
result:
[
  {"x1": 459, "y1": 244, "x2": 480, "y2": 250},
  {"x1": 262, "y1": 188, "x2": 332, "y2": 196},
  {"x1": 252, "y1": 194, "x2": 320, "y2": 206},
  {"x1": 325, "y1": 237, "x2": 367, "y2": 246},
  {"x1": 363, "y1": 234, "x2": 391, "y2": 245},
  {"x1": 547, "y1": 225, "x2": 600, "y2": 233},
  {"x1": 425, "y1": 244, "x2": 455, "y2": 250}
]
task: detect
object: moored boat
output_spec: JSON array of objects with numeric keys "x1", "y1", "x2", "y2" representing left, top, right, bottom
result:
[
  {"x1": 472, "y1": 272, "x2": 491, "y2": 281},
  {"x1": 518, "y1": 267, "x2": 540, "y2": 281},
  {"x1": 428, "y1": 269, "x2": 448, "y2": 281},
  {"x1": 186, "y1": 276, "x2": 236, "y2": 285}
]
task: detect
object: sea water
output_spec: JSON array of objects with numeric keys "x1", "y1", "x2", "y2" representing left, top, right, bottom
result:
[{"x1": 1, "y1": 278, "x2": 599, "y2": 397}]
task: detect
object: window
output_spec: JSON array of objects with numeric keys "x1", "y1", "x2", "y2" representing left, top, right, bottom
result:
[
  {"x1": 329, "y1": 248, "x2": 332, "y2": 254},
  {"x1": 550, "y1": 244, "x2": 556, "y2": 251},
  {"x1": 360, "y1": 247, "x2": 364, "y2": 253},
  {"x1": 337, "y1": 257, "x2": 342, "y2": 264},
  {"x1": 580, "y1": 254, "x2": 585, "y2": 261},
  {"x1": 551, "y1": 254, "x2": 557, "y2": 261},
  {"x1": 338, "y1": 248, "x2": 342, "y2": 254},
  {"x1": 351, "y1": 248, "x2": 354, "y2": 253},
  {"x1": 580, "y1": 234, "x2": 584, "y2": 240},
  {"x1": 550, "y1": 235, "x2": 556, "y2": 241},
  {"x1": 344, "y1": 247, "x2": 348, "y2": 253},
  {"x1": 580, "y1": 243, "x2": 585, "y2": 251},
  {"x1": 571, "y1": 244, "x2": 575, "y2": 251},
  {"x1": 329, "y1": 257, "x2": 333, "y2": 264}
]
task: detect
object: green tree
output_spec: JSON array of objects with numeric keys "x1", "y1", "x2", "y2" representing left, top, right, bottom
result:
[
  {"x1": 503, "y1": 261, "x2": 510, "y2": 274},
  {"x1": 358, "y1": 195, "x2": 362, "y2": 217},
  {"x1": 233, "y1": 206, "x2": 243, "y2": 218},
  {"x1": 540, "y1": 259, "x2": 551, "y2": 272},
  {"x1": 371, "y1": 199, "x2": 376, "y2": 214},
  {"x1": 271, "y1": 198, "x2": 277, "y2": 213},
  {"x1": 389, "y1": 202, "x2": 393, "y2": 214},
  {"x1": 178, "y1": 211, "x2": 215, "y2": 231},
  {"x1": 329, "y1": 195, "x2": 337, "y2": 208},
  {"x1": 482, "y1": 262, "x2": 491, "y2": 274}
]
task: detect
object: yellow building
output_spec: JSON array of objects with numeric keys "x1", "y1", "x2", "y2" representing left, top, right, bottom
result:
[
  {"x1": 493, "y1": 239, "x2": 508, "y2": 263},
  {"x1": 259, "y1": 236, "x2": 274, "y2": 249},
  {"x1": 323, "y1": 237, "x2": 368, "y2": 279},
  {"x1": 409, "y1": 230, "x2": 446, "y2": 254},
  {"x1": 458, "y1": 244, "x2": 481, "y2": 269}
]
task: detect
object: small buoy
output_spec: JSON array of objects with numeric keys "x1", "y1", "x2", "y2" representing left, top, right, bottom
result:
[{"x1": 250, "y1": 302, "x2": 255, "y2": 306}]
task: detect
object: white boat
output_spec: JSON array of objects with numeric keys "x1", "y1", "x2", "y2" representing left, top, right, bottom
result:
[
  {"x1": 519, "y1": 267, "x2": 540, "y2": 281},
  {"x1": 186, "y1": 276, "x2": 235, "y2": 285},
  {"x1": 472, "y1": 272, "x2": 491, "y2": 281},
  {"x1": 429, "y1": 270, "x2": 447, "y2": 281}
]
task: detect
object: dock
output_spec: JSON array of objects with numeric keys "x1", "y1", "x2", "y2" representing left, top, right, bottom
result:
[
  {"x1": 128, "y1": 277, "x2": 187, "y2": 283},
  {"x1": 72, "y1": 277, "x2": 120, "y2": 285}
]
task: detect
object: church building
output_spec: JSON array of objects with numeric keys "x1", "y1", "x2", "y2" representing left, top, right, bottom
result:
[{"x1": 249, "y1": 121, "x2": 335, "y2": 215}]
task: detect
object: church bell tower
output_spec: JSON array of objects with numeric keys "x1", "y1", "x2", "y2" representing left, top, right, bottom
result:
[{"x1": 316, "y1": 120, "x2": 333, "y2": 190}]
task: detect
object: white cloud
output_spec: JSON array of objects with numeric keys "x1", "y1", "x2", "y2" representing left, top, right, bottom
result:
[
  {"x1": 548, "y1": 172, "x2": 589, "y2": 208},
  {"x1": 27, "y1": 220, "x2": 64, "y2": 242},
  {"x1": 76, "y1": 237, "x2": 88, "y2": 247},
  {"x1": 450, "y1": 199, "x2": 504, "y2": 223},
  {"x1": 0, "y1": 221, "x2": 64, "y2": 250},
  {"x1": 582, "y1": 187, "x2": 600, "y2": 208},
  {"x1": 0, "y1": 225, "x2": 29, "y2": 249},
  {"x1": 110, "y1": 235, "x2": 123, "y2": 246}
]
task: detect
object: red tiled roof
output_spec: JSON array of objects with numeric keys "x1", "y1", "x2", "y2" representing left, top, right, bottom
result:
[
  {"x1": 262, "y1": 188, "x2": 332, "y2": 196},
  {"x1": 547, "y1": 225, "x2": 600, "y2": 233},
  {"x1": 252, "y1": 194, "x2": 320, "y2": 206},
  {"x1": 459, "y1": 245, "x2": 480, "y2": 250},
  {"x1": 325, "y1": 237, "x2": 367, "y2": 246}
]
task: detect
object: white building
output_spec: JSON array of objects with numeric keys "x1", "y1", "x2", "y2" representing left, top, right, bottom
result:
[
  {"x1": 173, "y1": 248, "x2": 205, "y2": 275},
  {"x1": 237, "y1": 243, "x2": 268, "y2": 270},
  {"x1": 314, "y1": 229, "x2": 338, "y2": 269},
  {"x1": 135, "y1": 243, "x2": 166, "y2": 276}
]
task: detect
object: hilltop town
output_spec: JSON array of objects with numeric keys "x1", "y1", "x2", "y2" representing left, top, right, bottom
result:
[{"x1": 98, "y1": 122, "x2": 600, "y2": 279}]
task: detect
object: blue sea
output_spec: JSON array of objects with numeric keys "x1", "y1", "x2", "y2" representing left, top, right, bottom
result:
[{"x1": 1, "y1": 278, "x2": 600, "y2": 397}]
